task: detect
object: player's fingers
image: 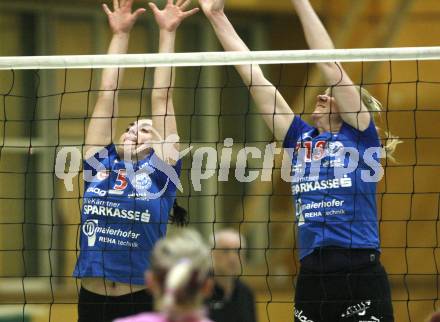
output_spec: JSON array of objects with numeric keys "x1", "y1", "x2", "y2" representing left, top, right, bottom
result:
[
  {"x1": 148, "y1": 2, "x2": 160, "y2": 13},
  {"x1": 176, "y1": 0, "x2": 185, "y2": 6},
  {"x1": 133, "y1": 7, "x2": 147, "y2": 19},
  {"x1": 113, "y1": 0, "x2": 119, "y2": 10},
  {"x1": 179, "y1": 0, "x2": 191, "y2": 10},
  {"x1": 124, "y1": 0, "x2": 133, "y2": 8},
  {"x1": 102, "y1": 3, "x2": 112, "y2": 15},
  {"x1": 183, "y1": 7, "x2": 199, "y2": 17}
]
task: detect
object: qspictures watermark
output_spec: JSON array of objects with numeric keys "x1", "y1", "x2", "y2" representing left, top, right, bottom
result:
[{"x1": 55, "y1": 137, "x2": 384, "y2": 199}]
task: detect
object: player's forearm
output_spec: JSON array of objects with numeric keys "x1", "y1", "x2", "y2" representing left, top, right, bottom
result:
[
  {"x1": 205, "y1": 11, "x2": 248, "y2": 52},
  {"x1": 249, "y1": 84, "x2": 294, "y2": 141},
  {"x1": 99, "y1": 33, "x2": 129, "y2": 93},
  {"x1": 94, "y1": 32, "x2": 130, "y2": 121},
  {"x1": 205, "y1": 10, "x2": 265, "y2": 85},
  {"x1": 293, "y1": 0, "x2": 367, "y2": 130},
  {"x1": 152, "y1": 30, "x2": 176, "y2": 103},
  {"x1": 292, "y1": 0, "x2": 334, "y2": 50},
  {"x1": 152, "y1": 30, "x2": 177, "y2": 138},
  {"x1": 206, "y1": 10, "x2": 293, "y2": 140},
  {"x1": 292, "y1": 0, "x2": 347, "y2": 85}
]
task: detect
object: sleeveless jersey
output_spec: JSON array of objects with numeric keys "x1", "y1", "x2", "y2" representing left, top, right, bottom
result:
[
  {"x1": 73, "y1": 144, "x2": 182, "y2": 285},
  {"x1": 283, "y1": 116, "x2": 381, "y2": 260}
]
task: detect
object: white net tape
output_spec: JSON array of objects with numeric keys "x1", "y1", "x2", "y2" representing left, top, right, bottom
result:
[{"x1": 1, "y1": 46, "x2": 440, "y2": 70}]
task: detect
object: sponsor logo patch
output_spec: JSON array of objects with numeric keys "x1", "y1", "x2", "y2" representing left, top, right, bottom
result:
[
  {"x1": 82, "y1": 219, "x2": 98, "y2": 246},
  {"x1": 294, "y1": 308, "x2": 314, "y2": 322}
]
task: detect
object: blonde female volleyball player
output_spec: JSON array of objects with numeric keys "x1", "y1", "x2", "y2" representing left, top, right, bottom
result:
[
  {"x1": 115, "y1": 229, "x2": 214, "y2": 322},
  {"x1": 199, "y1": 0, "x2": 399, "y2": 321},
  {"x1": 73, "y1": 1, "x2": 198, "y2": 321}
]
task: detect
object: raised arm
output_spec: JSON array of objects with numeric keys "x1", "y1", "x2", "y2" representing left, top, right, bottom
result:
[
  {"x1": 291, "y1": 0, "x2": 370, "y2": 130},
  {"x1": 148, "y1": 0, "x2": 198, "y2": 164},
  {"x1": 199, "y1": 0, "x2": 294, "y2": 142},
  {"x1": 84, "y1": 0, "x2": 145, "y2": 159}
]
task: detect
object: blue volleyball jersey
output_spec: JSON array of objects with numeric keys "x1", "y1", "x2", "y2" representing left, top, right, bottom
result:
[
  {"x1": 73, "y1": 144, "x2": 182, "y2": 285},
  {"x1": 283, "y1": 116, "x2": 382, "y2": 260}
]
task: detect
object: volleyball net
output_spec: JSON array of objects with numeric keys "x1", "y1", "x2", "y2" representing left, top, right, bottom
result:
[{"x1": 0, "y1": 47, "x2": 439, "y2": 322}]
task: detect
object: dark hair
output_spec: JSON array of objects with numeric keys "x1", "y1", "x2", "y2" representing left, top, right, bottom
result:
[{"x1": 169, "y1": 200, "x2": 189, "y2": 227}]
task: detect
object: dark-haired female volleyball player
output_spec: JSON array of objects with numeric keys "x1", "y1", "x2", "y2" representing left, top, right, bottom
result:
[
  {"x1": 73, "y1": 1, "x2": 198, "y2": 321},
  {"x1": 199, "y1": 0, "x2": 400, "y2": 320}
]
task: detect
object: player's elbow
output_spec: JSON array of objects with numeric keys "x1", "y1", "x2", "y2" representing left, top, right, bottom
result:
[
  {"x1": 319, "y1": 62, "x2": 349, "y2": 85},
  {"x1": 341, "y1": 113, "x2": 371, "y2": 132},
  {"x1": 152, "y1": 88, "x2": 172, "y2": 101},
  {"x1": 100, "y1": 80, "x2": 119, "y2": 92}
]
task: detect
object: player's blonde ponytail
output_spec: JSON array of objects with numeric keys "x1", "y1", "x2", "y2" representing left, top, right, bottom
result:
[
  {"x1": 161, "y1": 259, "x2": 193, "y2": 314},
  {"x1": 359, "y1": 87, "x2": 402, "y2": 163},
  {"x1": 150, "y1": 229, "x2": 211, "y2": 317}
]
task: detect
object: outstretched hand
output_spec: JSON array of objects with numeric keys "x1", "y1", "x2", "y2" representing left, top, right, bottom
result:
[
  {"x1": 198, "y1": 0, "x2": 224, "y2": 15},
  {"x1": 103, "y1": 0, "x2": 146, "y2": 34},
  {"x1": 149, "y1": 0, "x2": 199, "y2": 32}
]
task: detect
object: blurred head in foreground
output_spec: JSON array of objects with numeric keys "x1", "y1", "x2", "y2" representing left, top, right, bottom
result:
[{"x1": 146, "y1": 229, "x2": 213, "y2": 319}]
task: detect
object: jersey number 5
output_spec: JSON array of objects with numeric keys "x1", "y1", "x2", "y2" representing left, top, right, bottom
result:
[{"x1": 114, "y1": 169, "x2": 128, "y2": 190}]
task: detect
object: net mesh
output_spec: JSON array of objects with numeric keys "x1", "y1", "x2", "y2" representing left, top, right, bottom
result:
[{"x1": 0, "y1": 50, "x2": 439, "y2": 322}]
